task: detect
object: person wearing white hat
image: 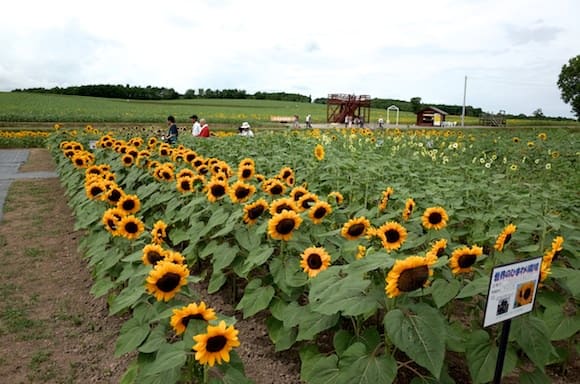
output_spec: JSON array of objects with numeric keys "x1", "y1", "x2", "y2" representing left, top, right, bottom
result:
[{"x1": 239, "y1": 121, "x2": 254, "y2": 137}]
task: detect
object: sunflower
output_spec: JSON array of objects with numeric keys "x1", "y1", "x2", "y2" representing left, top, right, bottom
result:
[
  {"x1": 102, "y1": 208, "x2": 125, "y2": 235},
  {"x1": 385, "y1": 255, "x2": 435, "y2": 298},
  {"x1": 206, "y1": 179, "x2": 229, "y2": 203},
  {"x1": 121, "y1": 153, "x2": 135, "y2": 167},
  {"x1": 296, "y1": 192, "x2": 318, "y2": 211},
  {"x1": 300, "y1": 247, "x2": 331, "y2": 277},
  {"x1": 145, "y1": 260, "x2": 189, "y2": 301},
  {"x1": 378, "y1": 187, "x2": 394, "y2": 212},
  {"x1": 449, "y1": 245, "x2": 483, "y2": 274},
  {"x1": 540, "y1": 252, "x2": 553, "y2": 282},
  {"x1": 314, "y1": 144, "x2": 325, "y2": 160},
  {"x1": 85, "y1": 180, "x2": 106, "y2": 200},
  {"x1": 538, "y1": 132, "x2": 547, "y2": 141},
  {"x1": 402, "y1": 198, "x2": 415, "y2": 221},
  {"x1": 269, "y1": 197, "x2": 298, "y2": 215},
  {"x1": 515, "y1": 281, "x2": 535, "y2": 307},
  {"x1": 85, "y1": 165, "x2": 103, "y2": 178},
  {"x1": 239, "y1": 158, "x2": 255, "y2": 168},
  {"x1": 177, "y1": 168, "x2": 196, "y2": 179},
  {"x1": 267, "y1": 210, "x2": 302, "y2": 241},
  {"x1": 494, "y1": 224, "x2": 517, "y2": 251},
  {"x1": 151, "y1": 220, "x2": 168, "y2": 244},
  {"x1": 184, "y1": 150, "x2": 198, "y2": 163},
  {"x1": 376, "y1": 221, "x2": 408, "y2": 251},
  {"x1": 264, "y1": 179, "x2": 286, "y2": 196},
  {"x1": 308, "y1": 201, "x2": 332, "y2": 224},
  {"x1": 163, "y1": 250, "x2": 186, "y2": 265},
  {"x1": 193, "y1": 320, "x2": 240, "y2": 367},
  {"x1": 117, "y1": 215, "x2": 145, "y2": 240},
  {"x1": 426, "y1": 239, "x2": 448, "y2": 261},
  {"x1": 421, "y1": 207, "x2": 449, "y2": 230},
  {"x1": 176, "y1": 176, "x2": 194, "y2": 194},
  {"x1": 237, "y1": 165, "x2": 255, "y2": 181},
  {"x1": 142, "y1": 243, "x2": 167, "y2": 266},
  {"x1": 103, "y1": 184, "x2": 125, "y2": 206},
  {"x1": 512, "y1": 137, "x2": 520, "y2": 143},
  {"x1": 551, "y1": 151, "x2": 560, "y2": 159},
  {"x1": 356, "y1": 245, "x2": 366, "y2": 260},
  {"x1": 243, "y1": 199, "x2": 269, "y2": 225},
  {"x1": 328, "y1": 191, "x2": 344, "y2": 205},
  {"x1": 341, "y1": 217, "x2": 371, "y2": 240},
  {"x1": 117, "y1": 194, "x2": 141, "y2": 215},
  {"x1": 551, "y1": 236, "x2": 564, "y2": 260},
  {"x1": 290, "y1": 186, "x2": 309, "y2": 202},
  {"x1": 170, "y1": 302, "x2": 217, "y2": 335},
  {"x1": 278, "y1": 166, "x2": 294, "y2": 181},
  {"x1": 228, "y1": 181, "x2": 256, "y2": 204}
]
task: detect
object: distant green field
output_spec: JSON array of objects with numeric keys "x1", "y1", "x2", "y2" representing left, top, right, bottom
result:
[{"x1": 0, "y1": 92, "x2": 577, "y2": 129}]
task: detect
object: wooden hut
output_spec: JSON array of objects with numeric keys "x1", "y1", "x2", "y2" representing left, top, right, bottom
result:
[{"x1": 416, "y1": 106, "x2": 448, "y2": 127}]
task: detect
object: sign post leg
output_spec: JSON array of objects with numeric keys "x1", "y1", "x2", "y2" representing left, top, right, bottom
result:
[{"x1": 493, "y1": 319, "x2": 512, "y2": 384}]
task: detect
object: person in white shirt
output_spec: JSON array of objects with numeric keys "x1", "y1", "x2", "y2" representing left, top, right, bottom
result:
[
  {"x1": 190, "y1": 114, "x2": 201, "y2": 136},
  {"x1": 239, "y1": 121, "x2": 254, "y2": 137}
]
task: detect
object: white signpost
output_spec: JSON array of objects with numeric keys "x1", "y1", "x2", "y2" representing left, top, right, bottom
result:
[{"x1": 483, "y1": 257, "x2": 542, "y2": 383}]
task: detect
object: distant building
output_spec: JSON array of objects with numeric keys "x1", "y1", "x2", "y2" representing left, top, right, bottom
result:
[{"x1": 416, "y1": 106, "x2": 448, "y2": 127}]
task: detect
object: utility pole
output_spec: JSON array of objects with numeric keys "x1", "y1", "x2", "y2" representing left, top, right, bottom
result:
[{"x1": 461, "y1": 75, "x2": 467, "y2": 127}]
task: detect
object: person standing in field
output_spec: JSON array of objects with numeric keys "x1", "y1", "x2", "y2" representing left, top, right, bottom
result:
[
  {"x1": 305, "y1": 114, "x2": 312, "y2": 128},
  {"x1": 197, "y1": 118, "x2": 210, "y2": 137},
  {"x1": 190, "y1": 114, "x2": 201, "y2": 136},
  {"x1": 165, "y1": 115, "x2": 178, "y2": 144}
]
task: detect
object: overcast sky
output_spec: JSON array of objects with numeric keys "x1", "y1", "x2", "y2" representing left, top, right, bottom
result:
[{"x1": 1, "y1": 0, "x2": 578, "y2": 117}]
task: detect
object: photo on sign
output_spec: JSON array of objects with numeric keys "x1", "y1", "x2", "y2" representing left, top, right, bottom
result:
[
  {"x1": 514, "y1": 280, "x2": 535, "y2": 308},
  {"x1": 496, "y1": 296, "x2": 510, "y2": 316}
]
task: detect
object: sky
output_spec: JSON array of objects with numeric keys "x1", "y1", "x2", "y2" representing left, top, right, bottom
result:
[{"x1": 1, "y1": 0, "x2": 578, "y2": 118}]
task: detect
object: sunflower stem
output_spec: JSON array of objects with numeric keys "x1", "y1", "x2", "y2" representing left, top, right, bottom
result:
[{"x1": 203, "y1": 364, "x2": 209, "y2": 384}]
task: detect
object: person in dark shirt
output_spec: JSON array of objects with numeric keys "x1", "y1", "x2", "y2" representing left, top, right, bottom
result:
[{"x1": 166, "y1": 115, "x2": 178, "y2": 144}]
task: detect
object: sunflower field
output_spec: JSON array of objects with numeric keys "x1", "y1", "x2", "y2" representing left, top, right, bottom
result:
[{"x1": 46, "y1": 124, "x2": 579, "y2": 384}]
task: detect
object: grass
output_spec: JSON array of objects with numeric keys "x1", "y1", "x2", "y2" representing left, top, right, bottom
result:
[{"x1": 1, "y1": 91, "x2": 577, "y2": 129}]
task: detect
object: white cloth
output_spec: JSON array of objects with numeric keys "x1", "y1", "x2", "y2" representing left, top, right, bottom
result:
[{"x1": 191, "y1": 121, "x2": 201, "y2": 136}]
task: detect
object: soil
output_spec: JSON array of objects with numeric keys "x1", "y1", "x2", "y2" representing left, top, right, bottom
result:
[{"x1": 0, "y1": 149, "x2": 577, "y2": 384}]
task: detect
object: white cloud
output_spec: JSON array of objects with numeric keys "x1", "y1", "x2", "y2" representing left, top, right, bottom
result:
[{"x1": 0, "y1": 0, "x2": 578, "y2": 117}]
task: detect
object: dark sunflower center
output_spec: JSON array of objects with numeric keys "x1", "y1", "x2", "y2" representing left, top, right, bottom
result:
[
  {"x1": 91, "y1": 186, "x2": 104, "y2": 196},
  {"x1": 523, "y1": 287, "x2": 531, "y2": 300},
  {"x1": 186, "y1": 154, "x2": 196, "y2": 162},
  {"x1": 398, "y1": 265, "x2": 429, "y2": 292},
  {"x1": 182, "y1": 314, "x2": 204, "y2": 326},
  {"x1": 148, "y1": 251, "x2": 164, "y2": 265},
  {"x1": 385, "y1": 229, "x2": 400, "y2": 243},
  {"x1": 125, "y1": 221, "x2": 139, "y2": 234},
  {"x1": 270, "y1": 185, "x2": 283, "y2": 195},
  {"x1": 504, "y1": 234, "x2": 512, "y2": 244},
  {"x1": 282, "y1": 170, "x2": 291, "y2": 178},
  {"x1": 458, "y1": 254, "x2": 477, "y2": 268},
  {"x1": 347, "y1": 223, "x2": 365, "y2": 237},
  {"x1": 75, "y1": 158, "x2": 84, "y2": 166},
  {"x1": 248, "y1": 205, "x2": 265, "y2": 219},
  {"x1": 180, "y1": 181, "x2": 192, "y2": 191},
  {"x1": 276, "y1": 204, "x2": 293, "y2": 214},
  {"x1": 241, "y1": 169, "x2": 252, "y2": 178},
  {"x1": 161, "y1": 149, "x2": 169, "y2": 156},
  {"x1": 162, "y1": 171, "x2": 172, "y2": 180},
  {"x1": 156, "y1": 272, "x2": 181, "y2": 292},
  {"x1": 301, "y1": 198, "x2": 315, "y2": 209},
  {"x1": 122, "y1": 200, "x2": 136, "y2": 211},
  {"x1": 206, "y1": 335, "x2": 228, "y2": 353},
  {"x1": 123, "y1": 156, "x2": 133, "y2": 164},
  {"x1": 313, "y1": 207, "x2": 327, "y2": 219},
  {"x1": 108, "y1": 189, "x2": 122, "y2": 202},
  {"x1": 436, "y1": 247, "x2": 445, "y2": 257},
  {"x1": 106, "y1": 219, "x2": 117, "y2": 230},
  {"x1": 194, "y1": 160, "x2": 203, "y2": 167},
  {"x1": 307, "y1": 254, "x2": 323, "y2": 269},
  {"x1": 211, "y1": 184, "x2": 226, "y2": 197},
  {"x1": 293, "y1": 192, "x2": 305, "y2": 201},
  {"x1": 235, "y1": 187, "x2": 250, "y2": 199},
  {"x1": 276, "y1": 218, "x2": 296, "y2": 234},
  {"x1": 428, "y1": 212, "x2": 442, "y2": 224}
]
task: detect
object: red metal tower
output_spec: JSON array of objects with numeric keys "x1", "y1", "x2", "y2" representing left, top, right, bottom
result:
[{"x1": 326, "y1": 94, "x2": 371, "y2": 124}]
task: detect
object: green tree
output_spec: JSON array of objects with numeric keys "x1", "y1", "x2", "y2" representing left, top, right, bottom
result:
[
  {"x1": 410, "y1": 97, "x2": 422, "y2": 113},
  {"x1": 557, "y1": 55, "x2": 580, "y2": 119}
]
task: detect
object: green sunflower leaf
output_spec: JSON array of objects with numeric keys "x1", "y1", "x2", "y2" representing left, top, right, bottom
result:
[
  {"x1": 465, "y1": 330, "x2": 497, "y2": 384},
  {"x1": 235, "y1": 279, "x2": 274, "y2": 318},
  {"x1": 297, "y1": 307, "x2": 340, "y2": 341},
  {"x1": 138, "y1": 323, "x2": 167, "y2": 353},
  {"x1": 115, "y1": 317, "x2": 150, "y2": 356},
  {"x1": 431, "y1": 278, "x2": 460, "y2": 308},
  {"x1": 512, "y1": 316, "x2": 554, "y2": 370},
  {"x1": 208, "y1": 269, "x2": 227, "y2": 294},
  {"x1": 300, "y1": 352, "x2": 340, "y2": 384},
  {"x1": 519, "y1": 368, "x2": 552, "y2": 384},
  {"x1": 266, "y1": 316, "x2": 298, "y2": 351},
  {"x1": 383, "y1": 303, "x2": 445, "y2": 378},
  {"x1": 309, "y1": 269, "x2": 376, "y2": 316},
  {"x1": 336, "y1": 342, "x2": 397, "y2": 384},
  {"x1": 141, "y1": 342, "x2": 187, "y2": 377},
  {"x1": 456, "y1": 276, "x2": 490, "y2": 299},
  {"x1": 542, "y1": 305, "x2": 580, "y2": 341}
]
